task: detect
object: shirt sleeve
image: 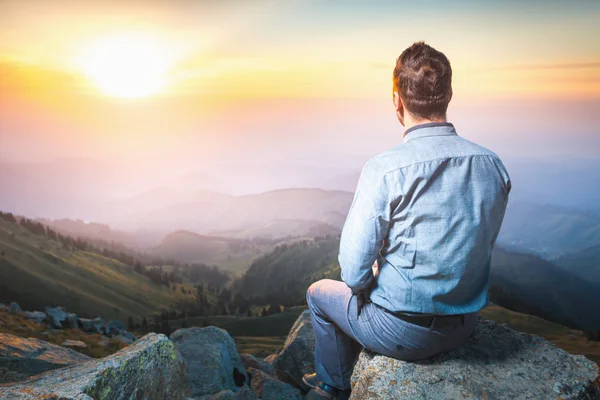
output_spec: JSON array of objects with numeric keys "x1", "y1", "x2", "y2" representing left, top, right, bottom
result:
[{"x1": 339, "y1": 158, "x2": 392, "y2": 292}]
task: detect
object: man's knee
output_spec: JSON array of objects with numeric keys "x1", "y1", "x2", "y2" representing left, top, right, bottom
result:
[{"x1": 306, "y1": 279, "x2": 333, "y2": 308}]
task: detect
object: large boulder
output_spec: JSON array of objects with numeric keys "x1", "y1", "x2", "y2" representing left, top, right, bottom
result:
[
  {"x1": 248, "y1": 367, "x2": 304, "y2": 400},
  {"x1": 0, "y1": 333, "x2": 91, "y2": 376},
  {"x1": 0, "y1": 333, "x2": 188, "y2": 399},
  {"x1": 8, "y1": 302, "x2": 22, "y2": 314},
  {"x1": 269, "y1": 310, "x2": 315, "y2": 387},
  {"x1": 79, "y1": 317, "x2": 105, "y2": 334},
  {"x1": 171, "y1": 326, "x2": 248, "y2": 398},
  {"x1": 106, "y1": 319, "x2": 126, "y2": 337},
  {"x1": 44, "y1": 306, "x2": 67, "y2": 329},
  {"x1": 23, "y1": 311, "x2": 46, "y2": 324},
  {"x1": 350, "y1": 318, "x2": 600, "y2": 400}
]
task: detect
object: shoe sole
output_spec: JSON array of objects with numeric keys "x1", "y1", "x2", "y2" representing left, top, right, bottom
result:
[{"x1": 302, "y1": 375, "x2": 318, "y2": 390}]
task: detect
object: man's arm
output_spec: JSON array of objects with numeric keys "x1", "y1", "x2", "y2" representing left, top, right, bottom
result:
[{"x1": 339, "y1": 158, "x2": 392, "y2": 293}]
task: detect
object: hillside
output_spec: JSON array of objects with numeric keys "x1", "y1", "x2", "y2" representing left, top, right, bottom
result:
[
  {"x1": 150, "y1": 230, "x2": 270, "y2": 272},
  {"x1": 556, "y1": 244, "x2": 600, "y2": 284},
  {"x1": 0, "y1": 217, "x2": 197, "y2": 323},
  {"x1": 235, "y1": 237, "x2": 341, "y2": 306},
  {"x1": 497, "y1": 201, "x2": 600, "y2": 259},
  {"x1": 489, "y1": 247, "x2": 600, "y2": 330}
]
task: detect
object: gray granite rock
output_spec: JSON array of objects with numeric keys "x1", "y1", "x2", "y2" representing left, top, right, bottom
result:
[
  {"x1": 350, "y1": 317, "x2": 600, "y2": 400},
  {"x1": 106, "y1": 319, "x2": 126, "y2": 337},
  {"x1": 269, "y1": 309, "x2": 315, "y2": 387},
  {"x1": 79, "y1": 316, "x2": 105, "y2": 334},
  {"x1": 0, "y1": 333, "x2": 91, "y2": 376},
  {"x1": 0, "y1": 333, "x2": 188, "y2": 399},
  {"x1": 44, "y1": 306, "x2": 67, "y2": 328},
  {"x1": 23, "y1": 311, "x2": 46, "y2": 324},
  {"x1": 241, "y1": 352, "x2": 277, "y2": 376},
  {"x1": 60, "y1": 339, "x2": 87, "y2": 349},
  {"x1": 8, "y1": 302, "x2": 21, "y2": 314},
  {"x1": 171, "y1": 326, "x2": 248, "y2": 398},
  {"x1": 248, "y1": 367, "x2": 304, "y2": 400}
]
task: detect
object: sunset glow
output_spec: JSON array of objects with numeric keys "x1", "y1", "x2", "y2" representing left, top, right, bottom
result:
[{"x1": 77, "y1": 34, "x2": 172, "y2": 98}]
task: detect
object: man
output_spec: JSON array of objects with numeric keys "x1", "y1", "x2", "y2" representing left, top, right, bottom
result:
[{"x1": 303, "y1": 42, "x2": 511, "y2": 400}]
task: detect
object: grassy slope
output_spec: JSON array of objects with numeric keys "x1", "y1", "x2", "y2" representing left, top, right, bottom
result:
[{"x1": 0, "y1": 219, "x2": 196, "y2": 323}]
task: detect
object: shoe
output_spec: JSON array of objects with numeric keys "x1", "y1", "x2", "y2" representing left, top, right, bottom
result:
[
  {"x1": 302, "y1": 372, "x2": 319, "y2": 390},
  {"x1": 302, "y1": 376, "x2": 352, "y2": 400}
]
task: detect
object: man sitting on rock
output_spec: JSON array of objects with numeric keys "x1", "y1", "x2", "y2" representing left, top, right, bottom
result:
[{"x1": 303, "y1": 42, "x2": 511, "y2": 400}]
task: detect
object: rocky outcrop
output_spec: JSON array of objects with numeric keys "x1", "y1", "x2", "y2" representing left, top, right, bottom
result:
[
  {"x1": 44, "y1": 306, "x2": 68, "y2": 328},
  {"x1": 106, "y1": 319, "x2": 126, "y2": 336},
  {"x1": 0, "y1": 333, "x2": 91, "y2": 376},
  {"x1": 349, "y1": 317, "x2": 600, "y2": 400},
  {"x1": 8, "y1": 302, "x2": 21, "y2": 314},
  {"x1": 171, "y1": 326, "x2": 248, "y2": 398},
  {"x1": 0, "y1": 333, "x2": 188, "y2": 399},
  {"x1": 23, "y1": 311, "x2": 45, "y2": 324},
  {"x1": 79, "y1": 316, "x2": 106, "y2": 334},
  {"x1": 248, "y1": 367, "x2": 304, "y2": 400},
  {"x1": 268, "y1": 310, "x2": 315, "y2": 387}
]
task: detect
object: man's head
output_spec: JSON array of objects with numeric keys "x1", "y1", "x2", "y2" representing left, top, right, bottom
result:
[{"x1": 393, "y1": 42, "x2": 452, "y2": 127}]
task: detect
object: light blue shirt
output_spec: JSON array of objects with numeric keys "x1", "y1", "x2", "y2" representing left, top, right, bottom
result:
[{"x1": 339, "y1": 122, "x2": 511, "y2": 315}]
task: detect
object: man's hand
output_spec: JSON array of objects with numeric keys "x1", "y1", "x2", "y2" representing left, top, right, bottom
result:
[{"x1": 355, "y1": 290, "x2": 371, "y2": 318}]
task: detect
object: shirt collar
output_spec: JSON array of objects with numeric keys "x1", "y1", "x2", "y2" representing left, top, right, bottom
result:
[{"x1": 403, "y1": 122, "x2": 457, "y2": 143}]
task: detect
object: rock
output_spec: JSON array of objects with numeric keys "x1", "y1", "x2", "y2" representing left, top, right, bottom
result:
[
  {"x1": 171, "y1": 326, "x2": 248, "y2": 397},
  {"x1": 269, "y1": 309, "x2": 315, "y2": 387},
  {"x1": 65, "y1": 312, "x2": 78, "y2": 329},
  {"x1": 350, "y1": 318, "x2": 600, "y2": 400},
  {"x1": 0, "y1": 333, "x2": 189, "y2": 399},
  {"x1": 236, "y1": 385, "x2": 259, "y2": 400},
  {"x1": 0, "y1": 367, "x2": 28, "y2": 384},
  {"x1": 8, "y1": 302, "x2": 22, "y2": 313},
  {"x1": 248, "y1": 367, "x2": 304, "y2": 400},
  {"x1": 44, "y1": 306, "x2": 67, "y2": 328},
  {"x1": 0, "y1": 333, "x2": 91, "y2": 376},
  {"x1": 115, "y1": 334, "x2": 134, "y2": 345},
  {"x1": 241, "y1": 353, "x2": 276, "y2": 376},
  {"x1": 106, "y1": 319, "x2": 126, "y2": 337},
  {"x1": 0, "y1": 303, "x2": 6, "y2": 310},
  {"x1": 79, "y1": 316, "x2": 105, "y2": 334},
  {"x1": 60, "y1": 339, "x2": 87, "y2": 349},
  {"x1": 24, "y1": 311, "x2": 46, "y2": 324}
]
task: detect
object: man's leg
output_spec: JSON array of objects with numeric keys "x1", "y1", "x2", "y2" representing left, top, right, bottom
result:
[{"x1": 306, "y1": 279, "x2": 361, "y2": 391}]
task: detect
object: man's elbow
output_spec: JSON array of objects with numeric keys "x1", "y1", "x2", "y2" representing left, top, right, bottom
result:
[{"x1": 341, "y1": 269, "x2": 372, "y2": 293}]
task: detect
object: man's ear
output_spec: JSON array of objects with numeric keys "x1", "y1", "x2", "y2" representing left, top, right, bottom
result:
[{"x1": 393, "y1": 91, "x2": 402, "y2": 113}]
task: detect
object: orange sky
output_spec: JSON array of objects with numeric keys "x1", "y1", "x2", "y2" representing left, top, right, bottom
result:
[{"x1": 1, "y1": 0, "x2": 599, "y2": 165}]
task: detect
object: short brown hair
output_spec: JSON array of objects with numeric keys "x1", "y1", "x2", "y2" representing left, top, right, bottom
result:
[{"x1": 393, "y1": 42, "x2": 452, "y2": 120}]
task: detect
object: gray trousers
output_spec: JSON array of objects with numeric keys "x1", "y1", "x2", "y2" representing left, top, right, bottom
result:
[{"x1": 306, "y1": 279, "x2": 477, "y2": 390}]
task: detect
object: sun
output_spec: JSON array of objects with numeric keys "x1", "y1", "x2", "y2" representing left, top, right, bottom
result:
[{"x1": 78, "y1": 34, "x2": 171, "y2": 99}]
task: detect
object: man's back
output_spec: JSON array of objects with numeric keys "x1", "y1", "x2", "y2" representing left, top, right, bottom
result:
[{"x1": 339, "y1": 122, "x2": 511, "y2": 315}]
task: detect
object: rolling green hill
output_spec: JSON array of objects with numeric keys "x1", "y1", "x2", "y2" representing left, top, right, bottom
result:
[
  {"x1": 234, "y1": 237, "x2": 341, "y2": 306},
  {"x1": 0, "y1": 218, "x2": 197, "y2": 323}
]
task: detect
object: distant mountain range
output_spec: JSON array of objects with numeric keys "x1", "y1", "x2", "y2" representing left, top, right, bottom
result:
[{"x1": 497, "y1": 202, "x2": 600, "y2": 259}]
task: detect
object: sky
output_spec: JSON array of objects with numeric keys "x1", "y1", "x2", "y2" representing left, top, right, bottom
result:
[{"x1": 1, "y1": 0, "x2": 599, "y2": 173}]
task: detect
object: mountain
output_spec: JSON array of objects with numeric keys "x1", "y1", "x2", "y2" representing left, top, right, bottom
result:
[
  {"x1": 109, "y1": 188, "x2": 353, "y2": 235},
  {"x1": 149, "y1": 230, "x2": 270, "y2": 272},
  {"x1": 556, "y1": 244, "x2": 600, "y2": 284},
  {"x1": 497, "y1": 201, "x2": 600, "y2": 259},
  {"x1": 489, "y1": 248, "x2": 600, "y2": 331},
  {"x1": 208, "y1": 218, "x2": 340, "y2": 240},
  {"x1": 0, "y1": 216, "x2": 195, "y2": 322}
]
